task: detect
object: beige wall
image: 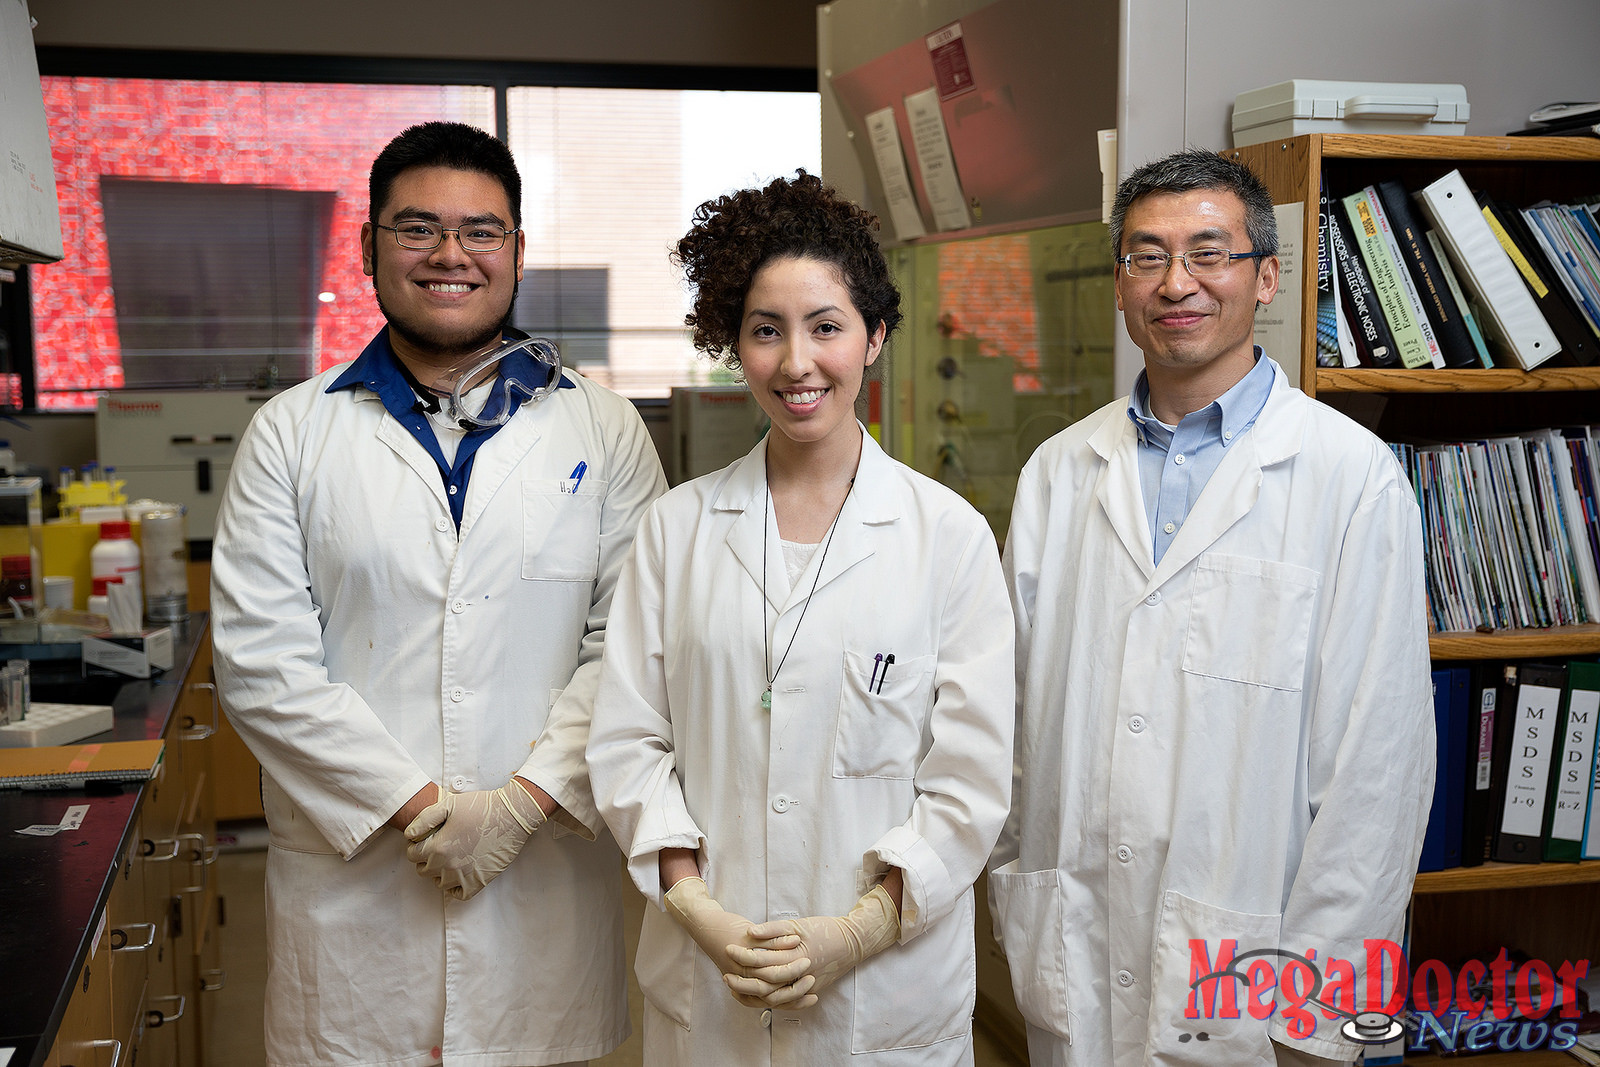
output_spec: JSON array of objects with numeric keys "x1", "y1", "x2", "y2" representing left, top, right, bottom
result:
[{"x1": 30, "y1": 0, "x2": 820, "y2": 70}]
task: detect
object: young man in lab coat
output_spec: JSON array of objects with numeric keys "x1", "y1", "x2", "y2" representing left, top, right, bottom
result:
[
  {"x1": 211, "y1": 122, "x2": 666, "y2": 1067},
  {"x1": 991, "y1": 149, "x2": 1434, "y2": 1067}
]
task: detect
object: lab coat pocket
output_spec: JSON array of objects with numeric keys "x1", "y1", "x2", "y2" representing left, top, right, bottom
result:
[
  {"x1": 634, "y1": 905, "x2": 694, "y2": 1031},
  {"x1": 851, "y1": 889, "x2": 975, "y2": 1052},
  {"x1": 835, "y1": 649, "x2": 936, "y2": 779},
  {"x1": 1147, "y1": 890, "x2": 1279, "y2": 1066},
  {"x1": 1182, "y1": 554, "x2": 1319, "y2": 692},
  {"x1": 988, "y1": 861, "x2": 1072, "y2": 1041},
  {"x1": 521, "y1": 479, "x2": 607, "y2": 581},
  {"x1": 261, "y1": 773, "x2": 339, "y2": 855}
]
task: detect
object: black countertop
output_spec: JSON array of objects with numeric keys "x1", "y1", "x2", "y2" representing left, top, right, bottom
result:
[{"x1": 0, "y1": 615, "x2": 209, "y2": 1067}]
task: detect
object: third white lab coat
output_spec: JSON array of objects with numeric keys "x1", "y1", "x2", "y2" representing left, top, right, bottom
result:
[
  {"x1": 212, "y1": 357, "x2": 665, "y2": 1066},
  {"x1": 588, "y1": 427, "x2": 1014, "y2": 1066},
  {"x1": 991, "y1": 361, "x2": 1433, "y2": 1066}
]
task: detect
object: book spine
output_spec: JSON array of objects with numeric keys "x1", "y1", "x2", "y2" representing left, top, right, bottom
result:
[
  {"x1": 1343, "y1": 191, "x2": 1433, "y2": 368},
  {"x1": 1426, "y1": 229, "x2": 1494, "y2": 367},
  {"x1": 1329, "y1": 203, "x2": 1401, "y2": 367},
  {"x1": 1366, "y1": 186, "x2": 1445, "y2": 367},
  {"x1": 1376, "y1": 179, "x2": 1480, "y2": 368},
  {"x1": 1316, "y1": 176, "x2": 1340, "y2": 368}
]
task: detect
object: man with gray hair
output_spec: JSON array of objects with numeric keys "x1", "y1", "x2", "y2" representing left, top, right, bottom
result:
[{"x1": 990, "y1": 148, "x2": 1433, "y2": 1066}]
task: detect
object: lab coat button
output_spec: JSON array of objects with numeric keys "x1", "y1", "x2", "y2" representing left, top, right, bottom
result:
[
  {"x1": 451, "y1": 599, "x2": 466, "y2": 613},
  {"x1": 1129, "y1": 716, "x2": 1146, "y2": 733},
  {"x1": 1117, "y1": 969, "x2": 1135, "y2": 987},
  {"x1": 451, "y1": 776, "x2": 467, "y2": 792},
  {"x1": 451, "y1": 688, "x2": 466, "y2": 702},
  {"x1": 436, "y1": 518, "x2": 450, "y2": 532},
  {"x1": 1116, "y1": 844, "x2": 1133, "y2": 862},
  {"x1": 761, "y1": 1009, "x2": 773, "y2": 1028},
  {"x1": 1145, "y1": 592, "x2": 1161, "y2": 606},
  {"x1": 771, "y1": 795, "x2": 791, "y2": 813}
]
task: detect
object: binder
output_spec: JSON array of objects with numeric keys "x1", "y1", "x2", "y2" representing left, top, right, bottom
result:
[
  {"x1": 1486, "y1": 199, "x2": 1600, "y2": 366},
  {"x1": 1414, "y1": 169, "x2": 1561, "y2": 370},
  {"x1": 1544, "y1": 661, "x2": 1594, "y2": 860},
  {"x1": 1421, "y1": 668, "x2": 1470, "y2": 870},
  {"x1": 1491, "y1": 662, "x2": 1566, "y2": 862},
  {"x1": 1567, "y1": 661, "x2": 1600, "y2": 860},
  {"x1": 0, "y1": 738, "x2": 165, "y2": 789},
  {"x1": 1460, "y1": 662, "x2": 1506, "y2": 866}
]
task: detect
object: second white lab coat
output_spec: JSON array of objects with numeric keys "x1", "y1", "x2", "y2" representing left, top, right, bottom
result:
[
  {"x1": 588, "y1": 427, "x2": 1014, "y2": 1066},
  {"x1": 212, "y1": 359, "x2": 666, "y2": 1067},
  {"x1": 991, "y1": 362, "x2": 1433, "y2": 1066}
]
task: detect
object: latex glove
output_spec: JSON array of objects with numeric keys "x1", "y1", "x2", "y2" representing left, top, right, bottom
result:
[
  {"x1": 404, "y1": 778, "x2": 546, "y2": 900},
  {"x1": 726, "y1": 883, "x2": 901, "y2": 1009},
  {"x1": 664, "y1": 876, "x2": 806, "y2": 1005}
]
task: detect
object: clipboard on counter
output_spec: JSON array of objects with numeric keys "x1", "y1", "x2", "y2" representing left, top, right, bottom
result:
[{"x1": 0, "y1": 739, "x2": 165, "y2": 790}]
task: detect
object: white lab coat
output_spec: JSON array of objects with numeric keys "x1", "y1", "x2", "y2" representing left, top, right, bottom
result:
[
  {"x1": 991, "y1": 361, "x2": 1433, "y2": 1066},
  {"x1": 211, "y1": 360, "x2": 666, "y2": 1067},
  {"x1": 587, "y1": 427, "x2": 1014, "y2": 1066}
]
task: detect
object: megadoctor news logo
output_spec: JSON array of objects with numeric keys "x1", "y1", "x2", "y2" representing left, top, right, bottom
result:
[{"x1": 1186, "y1": 939, "x2": 1591, "y2": 1053}]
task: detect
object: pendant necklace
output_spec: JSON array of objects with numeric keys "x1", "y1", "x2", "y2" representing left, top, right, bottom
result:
[{"x1": 761, "y1": 474, "x2": 852, "y2": 711}]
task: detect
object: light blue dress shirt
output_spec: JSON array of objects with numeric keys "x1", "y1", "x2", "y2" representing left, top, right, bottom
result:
[{"x1": 1126, "y1": 349, "x2": 1275, "y2": 565}]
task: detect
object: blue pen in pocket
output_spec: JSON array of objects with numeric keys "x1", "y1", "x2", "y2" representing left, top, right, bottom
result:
[{"x1": 567, "y1": 461, "x2": 588, "y2": 493}]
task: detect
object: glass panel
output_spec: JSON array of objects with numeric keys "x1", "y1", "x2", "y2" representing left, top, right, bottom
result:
[
  {"x1": 885, "y1": 220, "x2": 1117, "y2": 541},
  {"x1": 507, "y1": 87, "x2": 820, "y2": 397},
  {"x1": 36, "y1": 78, "x2": 496, "y2": 408}
]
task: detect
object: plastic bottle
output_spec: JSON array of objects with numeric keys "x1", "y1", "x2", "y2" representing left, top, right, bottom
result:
[{"x1": 91, "y1": 520, "x2": 142, "y2": 621}]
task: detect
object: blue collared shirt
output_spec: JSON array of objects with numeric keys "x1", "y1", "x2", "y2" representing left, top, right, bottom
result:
[
  {"x1": 326, "y1": 329, "x2": 572, "y2": 528},
  {"x1": 1126, "y1": 349, "x2": 1274, "y2": 565}
]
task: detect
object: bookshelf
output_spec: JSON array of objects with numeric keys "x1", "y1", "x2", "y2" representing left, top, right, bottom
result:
[{"x1": 1232, "y1": 134, "x2": 1600, "y2": 1060}]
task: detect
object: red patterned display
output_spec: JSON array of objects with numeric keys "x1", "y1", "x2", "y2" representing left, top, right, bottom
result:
[{"x1": 35, "y1": 78, "x2": 493, "y2": 408}]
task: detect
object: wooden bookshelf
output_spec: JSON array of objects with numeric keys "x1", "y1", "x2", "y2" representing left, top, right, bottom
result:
[
  {"x1": 1232, "y1": 136, "x2": 1600, "y2": 1053},
  {"x1": 1316, "y1": 366, "x2": 1600, "y2": 394},
  {"x1": 1429, "y1": 624, "x2": 1600, "y2": 661},
  {"x1": 1415, "y1": 859, "x2": 1600, "y2": 895}
]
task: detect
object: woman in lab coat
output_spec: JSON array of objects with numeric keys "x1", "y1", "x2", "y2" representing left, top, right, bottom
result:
[{"x1": 587, "y1": 172, "x2": 1015, "y2": 1066}]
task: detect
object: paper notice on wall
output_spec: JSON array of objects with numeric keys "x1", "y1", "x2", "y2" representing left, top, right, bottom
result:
[
  {"x1": 864, "y1": 107, "x2": 926, "y2": 241},
  {"x1": 904, "y1": 87, "x2": 971, "y2": 232},
  {"x1": 925, "y1": 21, "x2": 976, "y2": 100},
  {"x1": 1253, "y1": 202, "x2": 1304, "y2": 388}
]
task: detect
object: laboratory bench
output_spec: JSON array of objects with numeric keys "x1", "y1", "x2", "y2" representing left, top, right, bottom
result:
[{"x1": 0, "y1": 615, "x2": 219, "y2": 1067}]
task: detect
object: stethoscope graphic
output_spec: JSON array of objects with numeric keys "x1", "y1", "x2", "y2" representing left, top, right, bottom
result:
[{"x1": 1189, "y1": 947, "x2": 1406, "y2": 1045}]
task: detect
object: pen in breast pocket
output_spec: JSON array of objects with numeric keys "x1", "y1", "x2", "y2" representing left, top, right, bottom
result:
[
  {"x1": 874, "y1": 653, "x2": 895, "y2": 694},
  {"x1": 869, "y1": 652, "x2": 884, "y2": 691},
  {"x1": 568, "y1": 461, "x2": 588, "y2": 493}
]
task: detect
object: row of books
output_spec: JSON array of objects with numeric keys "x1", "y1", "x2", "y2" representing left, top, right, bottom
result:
[
  {"x1": 1314, "y1": 168, "x2": 1600, "y2": 371},
  {"x1": 1421, "y1": 659, "x2": 1599, "y2": 872},
  {"x1": 1389, "y1": 427, "x2": 1600, "y2": 634}
]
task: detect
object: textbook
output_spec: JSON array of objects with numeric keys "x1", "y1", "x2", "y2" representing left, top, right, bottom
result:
[
  {"x1": 1374, "y1": 179, "x2": 1478, "y2": 367},
  {"x1": 1342, "y1": 189, "x2": 1433, "y2": 368},
  {"x1": 0, "y1": 738, "x2": 165, "y2": 789}
]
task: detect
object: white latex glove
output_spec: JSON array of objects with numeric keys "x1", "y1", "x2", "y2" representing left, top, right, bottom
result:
[
  {"x1": 726, "y1": 883, "x2": 901, "y2": 1009},
  {"x1": 1273, "y1": 1041, "x2": 1352, "y2": 1067},
  {"x1": 404, "y1": 778, "x2": 546, "y2": 900},
  {"x1": 664, "y1": 876, "x2": 806, "y2": 1005}
]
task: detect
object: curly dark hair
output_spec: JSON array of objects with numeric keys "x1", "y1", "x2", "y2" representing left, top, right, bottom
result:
[{"x1": 672, "y1": 171, "x2": 903, "y2": 371}]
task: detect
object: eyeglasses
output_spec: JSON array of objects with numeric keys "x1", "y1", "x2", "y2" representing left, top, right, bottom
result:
[
  {"x1": 376, "y1": 220, "x2": 518, "y2": 253},
  {"x1": 1116, "y1": 248, "x2": 1267, "y2": 278}
]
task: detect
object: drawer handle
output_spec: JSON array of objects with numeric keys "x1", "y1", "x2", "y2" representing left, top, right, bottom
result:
[
  {"x1": 177, "y1": 833, "x2": 210, "y2": 894},
  {"x1": 146, "y1": 993, "x2": 187, "y2": 1027},
  {"x1": 73, "y1": 1038, "x2": 122, "y2": 1067},
  {"x1": 109, "y1": 923, "x2": 157, "y2": 952},
  {"x1": 180, "y1": 681, "x2": 217, "y2": 741},
  {"x1": 199, "y1": 968, "x2": 227, "y2": 992},
  {"x1": 142, "y1": 837, "x2": 181, "y2": 861}
]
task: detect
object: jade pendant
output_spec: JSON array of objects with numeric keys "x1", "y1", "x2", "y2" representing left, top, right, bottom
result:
[{"x1": 761, "y1": 688, "x2": 772, "y2": 711}]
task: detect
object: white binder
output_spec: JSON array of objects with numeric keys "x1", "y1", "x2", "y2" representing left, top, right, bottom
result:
[{"x1": 1415, "y1": 170, "x2": 1560, "y2": 370}]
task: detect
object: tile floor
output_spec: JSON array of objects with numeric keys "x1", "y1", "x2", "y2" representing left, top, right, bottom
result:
[{"x1": 208, "y1": 822, "x2": 1027, "y2": 1066}]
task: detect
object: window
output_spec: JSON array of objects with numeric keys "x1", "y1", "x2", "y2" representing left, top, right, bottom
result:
[{"x1": 31, "y1": 67, "x2": 818, "y2": 409}]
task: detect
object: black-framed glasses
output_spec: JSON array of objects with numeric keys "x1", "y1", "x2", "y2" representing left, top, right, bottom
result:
[
  {"x1": 1116, "y1": 248, "x2": 1267, "y2": 278},
  {"x1": 376, "y1": 220, "x2": 518, "y2": 253}
]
